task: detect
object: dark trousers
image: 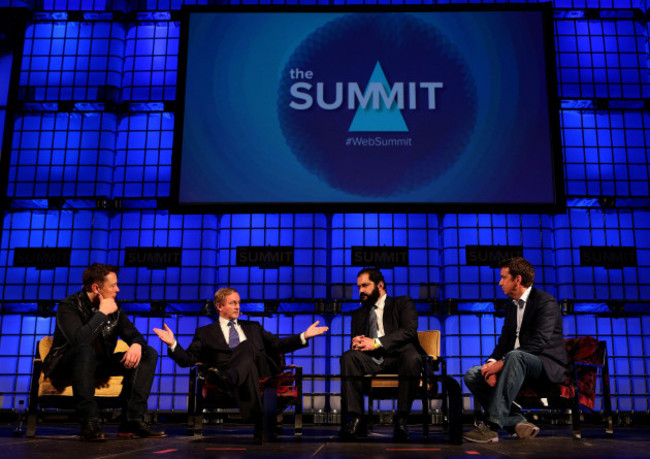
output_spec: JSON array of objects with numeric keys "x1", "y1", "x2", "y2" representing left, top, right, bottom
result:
[
  {"x1": 50, "y1": 343, "x2": 158, "y2": 422},
  {"x1": 340, "y1": 349, "x2": 422, "y2": 417},
  {"x1": 217, "y1": 340, "x2": 273, "y2": 423}
]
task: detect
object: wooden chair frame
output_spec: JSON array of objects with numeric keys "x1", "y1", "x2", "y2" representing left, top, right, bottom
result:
[
  {"x1": 26, "y1": 337, "x2": 129, "y2": 437},
  {"x1": 366, "y1": 330, "x2": 463, "y2": 444}
]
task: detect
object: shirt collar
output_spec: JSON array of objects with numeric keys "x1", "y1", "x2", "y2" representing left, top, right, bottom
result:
[
  {"x1": 219, "y1": 316, "x2": 237, "y2": 327},
  {"x1": 514, "y1": 286, "x2": 532, "y2": 306},
  {"x1": 375, "y1": 293, "x2": 387, "y2": 310}
]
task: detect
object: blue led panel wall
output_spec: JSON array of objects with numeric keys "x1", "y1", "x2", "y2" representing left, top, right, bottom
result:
[
  {"x1": 1, "y1": 0, "x2": 650, "y2": 416},
  {"x1": 108, "y1": 211, "x2": 218, "y2": 301},
  {"x1": 8, "y1": 113, "x2": 116, "y2": 197},
  {"x1": 217, "y1": 214, "x2": 328, "y2": 300},
  {"x1": 20, "y1": 21, "x2": 124, "y2": 101},
  {"x1": 0, "y1": 315, "x2": 55, "y2": 409},
  {"x1": 554, "y1": 208, "x2": 650, "y2": 300},
  {"x1": 555, "y1": 17, "x2": 649, "y2": 99},
  {"x1": 0, "y1": 210, "x2": 110, "y2": 300},
  {"x1": 330, "y1": 214, "x2": 441, "y2": 301},
  {"x1": 38, "y1": 0, "x2": 113, "y2": 10},
  {"x1": 562, "y1": 110, "x2": 650, "y2": 197},
  {"x1": 441, "y1": 214, "x2": 556, "y2": 300},
  {"x1": 123, "y1": 23, "x2": 178, "y2": 101},
  {"x1": 114, "y1": 113, "x2": 173, "y2": 198}
]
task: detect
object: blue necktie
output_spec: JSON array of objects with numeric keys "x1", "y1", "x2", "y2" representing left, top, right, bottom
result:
[
  {"x1": 368, "y1": 306, "x2": 383, "y2": 365},
  {"x1": 228, "y1": 320, "x2": 240, "y2": 350}
]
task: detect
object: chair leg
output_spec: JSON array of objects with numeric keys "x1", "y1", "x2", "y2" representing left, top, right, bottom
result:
[
  {"x1": 422, "y1": 392, "x2": 429, "y2": 441},
  {"x1": 443, "y1": 376, "x2": 463, "y2": 445},
  {"x1": 367, "y1": 394, "x2": 374, "y2": 433},
  {"x1": 571, "y1": 394, "x2": 581, "y2": 440},
  {"x1": 187, "y1": 367, "x2": 202, "y2": 436},
  {"x1": 26, "y1": 362, "x2": 41, "y2": 438},
  {"x1": 601, "y1": 354, "x2": 614, "y2": 438},
  {"x1": 262, "y1": 386, "x2": 278, "y2": 443},
  {"x1": 294, "y1": 366, "x2": 303, "y2": 436},
  {"x1": 294, "y1": 399, "x2": 303, "y2": 436}
]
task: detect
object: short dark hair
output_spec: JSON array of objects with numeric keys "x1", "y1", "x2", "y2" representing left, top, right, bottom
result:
[
  {"x1": 82, "y1": 263, "x2": 118, "y2": 291},
  {"x1": 499, "y1": 257, "x2": 535, "y2": 287},
  {"x1": 357, "y1": 267, "x2": 385, "y2": 288}
]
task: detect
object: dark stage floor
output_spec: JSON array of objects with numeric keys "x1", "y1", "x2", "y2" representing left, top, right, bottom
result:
[{"x1": 1, "y1": 423, "x2": 647, "y2": 458}]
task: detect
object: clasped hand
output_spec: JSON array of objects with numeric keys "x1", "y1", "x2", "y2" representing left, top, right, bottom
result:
[
  {"x1": 481, "y1": 360, "x2": 504, "y2": 387},
  {"x1": 352, "y1": 335, "x2": 375, "y2": 352}
]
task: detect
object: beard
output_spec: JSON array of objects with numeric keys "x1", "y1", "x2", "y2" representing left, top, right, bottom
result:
[{"x1": 360, "y1": 285, "x2": 381, "y2": 307}]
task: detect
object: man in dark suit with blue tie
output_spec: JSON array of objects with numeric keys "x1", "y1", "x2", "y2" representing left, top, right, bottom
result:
[
  {"x1": 463, "y1": 257, "x2": 568, "y2": 443},
  {"x1": 153, "y1": 287, "x2": 327, "y2": 436},
  {"x1": 339, "y1": 268, "x2": 424, "y2": 442}
]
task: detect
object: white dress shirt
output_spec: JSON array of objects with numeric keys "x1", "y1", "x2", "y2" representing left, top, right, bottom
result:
[{"x1": 514, "y1": 286, "x2": 532, "y2": 349}]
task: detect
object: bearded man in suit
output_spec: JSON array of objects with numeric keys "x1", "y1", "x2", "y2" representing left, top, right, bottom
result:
[
  {"x1": 463, "y1": 257, "x2": 568, "y2": 443},
  {"x1": 339, "y1": 268, "x2": 425, "y2": 443},
  {"x1": 153, "y1": 287, "x2": 327, "y2": 437}
]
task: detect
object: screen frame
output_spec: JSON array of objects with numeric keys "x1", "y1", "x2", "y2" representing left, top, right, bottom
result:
[
  {"x1": 171, "y1": 3, "x2": 565, "y2": 214},
  {"x1": 0, "y1": 8, "x2": 28, "y2": 213}
]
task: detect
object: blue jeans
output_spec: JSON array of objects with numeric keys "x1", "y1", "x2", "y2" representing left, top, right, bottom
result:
[{"x1": 464, "y1": 350, "x2": 543, "y2": 429}]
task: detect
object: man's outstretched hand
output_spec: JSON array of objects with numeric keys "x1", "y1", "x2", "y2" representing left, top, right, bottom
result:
[
  {"x1": 153, "y1": 323, "x2": 175, "y2": 346},
  {"x1": 304, "y1": 320, "x2": 329, "y2": 339}
]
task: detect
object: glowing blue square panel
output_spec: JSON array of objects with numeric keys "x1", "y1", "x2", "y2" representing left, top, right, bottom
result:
[
  {"x1": 21, "y1": 22, "x2": 124, "y2": 101},
  {"x1": 123, "y1": 23, "x2": 179, "y2": 101},
  {"x1": 107, "y1": 212, "x2": 218, "y2": 301},
  {"x1": 0, "y1": 211, "x2": 110, "y2": 301},
  {"x1": 114, "y1": 113, "x2": 174, "y2": 198},
  {"x1": 216, "y1": 214, "x2": 328, "y2": 301},
  {"x1": 8, "y1": 113, "x2": 116, "y2": 198},
  {"x1": 554, "y1": 209, "x2": 650, "y2": 300}
]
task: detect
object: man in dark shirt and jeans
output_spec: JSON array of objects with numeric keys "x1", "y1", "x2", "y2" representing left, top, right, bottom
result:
[{"x1": 43, "y1": 263, "x2": 165, "y2": 441}]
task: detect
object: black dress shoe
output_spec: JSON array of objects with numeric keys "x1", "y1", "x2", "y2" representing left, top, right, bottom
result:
[
  {"x1": 80, "y1": 418, "x2": 106, "y2": 442},
  {"x1": 339, "y1": 415, "x2": 365, "y2": 441},
  {"x1": 118, "y1": 420, "x2": 167, "y2": 438},
  {"x1": 393, "y1": 416, "x2": 410, "y2": 443}
]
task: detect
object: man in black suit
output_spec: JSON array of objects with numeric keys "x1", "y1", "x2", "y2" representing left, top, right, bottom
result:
[
  {"x1": 153, "y1": 287, "x2": 328, "y2": 436},
  {"x1": 463, "y1": 257, "x2": 568, "y2": 443},
  {"x1": 339, "y1": 268, "x2": 424, "y2": 442},
  {"x1": 43, "y1": 263, "x2": 165, "y2": 441}
]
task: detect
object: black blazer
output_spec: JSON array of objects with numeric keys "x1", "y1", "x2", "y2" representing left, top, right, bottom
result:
[
  {"x1": 350, "y1": 295, "x2": 425, "y2": 357},
  {"x1": 489, "y1": 287, "x2": 568, "y2": 384},
  {"x1": 168, "y1": 318, "x2": 307, "y2": 378},
  {"x1": 43, "y1": 290, "x2": 146, "y2": 377}
]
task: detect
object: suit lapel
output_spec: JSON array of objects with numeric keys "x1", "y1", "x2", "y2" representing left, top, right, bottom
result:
[
  {"x1": 520, "y1": 287, "x2": 538, "y2": 331},
  {"x1": 239, "y1": 320, "x2": 254, "y2": 345},
  {"x1": 383, "y1": 296, "x2": 395, "y2": 334},
  {"x1": 209, "y1": 321, "x2": 228, "y2": 349}
]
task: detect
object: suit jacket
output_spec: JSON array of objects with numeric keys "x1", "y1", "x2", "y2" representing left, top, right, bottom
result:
[
  {"x1": 169, "y1": 318, "x2": 307, "y2": 378},
  {"x1": 489, "y1": 287, "x2": 568, "y2": 384},
  {"x1": 350, "y1": 295, "x2": 425, "y2": 358}
]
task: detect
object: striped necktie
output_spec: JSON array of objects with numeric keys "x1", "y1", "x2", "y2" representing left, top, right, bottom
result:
[{"x1": 228, "y1": 320, "x2": 240, "y2": 350}]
